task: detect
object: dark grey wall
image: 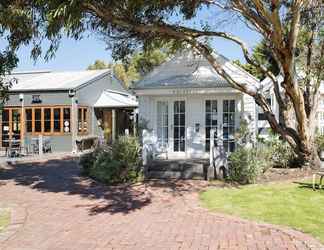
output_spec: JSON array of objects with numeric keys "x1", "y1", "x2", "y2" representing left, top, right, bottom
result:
[{"x1": 6, "y1": 92, "x2": 71, "y2": 107}]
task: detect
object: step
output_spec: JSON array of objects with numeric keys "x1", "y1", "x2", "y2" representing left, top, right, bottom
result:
[
  {"x1": 146, "y1": 170, "x2": 205, "y2": 180},
  {"x1": 146, "y1": 160, "x2": 207, "y2": 180}
]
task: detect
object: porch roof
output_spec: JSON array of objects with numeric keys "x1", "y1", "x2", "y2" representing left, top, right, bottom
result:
[
  {"x1": 94, "y1": 90, "x2": 138, "y2": 108},
  {"x1": 134, "y1": 50, "x2": 260, "y2": 90}
]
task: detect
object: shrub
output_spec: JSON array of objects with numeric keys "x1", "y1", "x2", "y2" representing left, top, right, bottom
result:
[
  {"x1": 79, "y1": 136, "x2": 142, "y2": 184},
  {"x1": 112, "y1": 136, "x2": 141, "y2": 169},
  {"x1": 79, "y1": 147, "x2": 105, "y2": 175},
  {"x1": 315, "y1": 134, "x2": 324, "y2": 153},
  {"x1": 228, "y1": 146, "x2": 268, "y2": 184},
  {"x1": 262, "y1": 134, "x2": 296, "y2": 168}
]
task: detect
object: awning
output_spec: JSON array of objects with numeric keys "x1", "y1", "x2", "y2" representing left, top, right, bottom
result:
[{"x1": 94, "y1": 90, "x2": 138, "y2": 108}]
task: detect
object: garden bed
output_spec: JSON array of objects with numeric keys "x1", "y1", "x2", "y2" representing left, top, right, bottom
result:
[{"x1": 257, "y1": 167, "x2": 314, "y2": 183}]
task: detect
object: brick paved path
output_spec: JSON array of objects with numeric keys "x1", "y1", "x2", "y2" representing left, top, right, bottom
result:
[{"x1": 0, "y1": 159, "x2": 323, "y2": 250}]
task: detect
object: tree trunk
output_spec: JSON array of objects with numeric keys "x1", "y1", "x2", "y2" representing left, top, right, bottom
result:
[{"x1": 295, "y1": 130, "x2": 321, "y2": 169}]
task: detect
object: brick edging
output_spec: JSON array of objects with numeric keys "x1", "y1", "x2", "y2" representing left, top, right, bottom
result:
[
  {"x1": 203, "y1": 209, "x2": 324, "y2": 250},
  {"x1": 0, "y1": 204, "x2": 27, "y2": 244}
]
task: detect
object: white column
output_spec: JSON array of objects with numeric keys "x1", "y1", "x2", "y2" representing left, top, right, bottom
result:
[
  {"x1": 209, "y1": 129, "x2": 215, "y2": 167},
  {"x1": 112, "y1": 109, "x2": 116, "y2": 142},
  {"x1": 71, "y1": 96, "x2": 78, "y2": 153},
  {"x1": 20, "y1": 95, "x2": 25, "y2": 150},
  {"x1": 133, "y1": 108, "x2": 138, "y2": 136}
]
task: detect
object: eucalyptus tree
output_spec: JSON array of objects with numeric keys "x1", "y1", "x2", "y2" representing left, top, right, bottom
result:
[{"x1": 4, "y1": 0, "x2": 324, "y2": 167}]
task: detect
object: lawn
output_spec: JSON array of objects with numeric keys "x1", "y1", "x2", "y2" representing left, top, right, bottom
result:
[
  {"x1": 0, "y1": 208, "x2": 10, "y2": 233},
  {"x1": 200, "y1": 180, "x2": 324, "y2": 243}
]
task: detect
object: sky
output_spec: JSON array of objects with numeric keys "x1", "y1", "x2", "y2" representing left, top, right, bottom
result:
[{"x1": 14, "y1": 7, "x2": 261, "y2": 72}]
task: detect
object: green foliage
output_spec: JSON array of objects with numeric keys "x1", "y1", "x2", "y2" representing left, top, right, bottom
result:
[
  {"x1": 262, "y1": 134, "x2": 296, "y2": 168},
  {"x1": 233, "y1": 40, "x2": 280, "y2": 80},
  {"x1": 228, "y1": 146, "x2": 268, "y2": 184},
  {"x1": 87, "y1": 60, "x2": 112, "y2": 70},
  {"x1": 315, "y1": 134, "x2": 324, "y2": 152},
  {"x1": 87, "y1": 49, "x2": 168, "y2": 88},
  {"x1": 80, "y1": 136, "x2": 142, "y2": 184},
  {"x1": 228, "y1": 123, "x2": 297, "y2": 184}
]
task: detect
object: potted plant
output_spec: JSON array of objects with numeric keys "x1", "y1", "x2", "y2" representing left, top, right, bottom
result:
[{"x1": 315, "y1": 135, "x2": 324, "y2": 160}]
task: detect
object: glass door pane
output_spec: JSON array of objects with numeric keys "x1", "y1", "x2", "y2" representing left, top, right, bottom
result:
[
  {"x1": 157, "y1": 101, "x2": 168, "y2": 148},
  {"x1": 11, "y1": 109, "x2": 21, "y2": 141},
  {"x1": 173, "y1": 101, "x2": 185, "y2": 152},
  {"x1": 223, "y1": 100, "x2": 235, "y2": 152},
  {"x1": 205, "y1": 100, "x2": 218, "y2": 151},
  {"x1": 1, "y1": 110, "x2": 9, "y2": 147}
]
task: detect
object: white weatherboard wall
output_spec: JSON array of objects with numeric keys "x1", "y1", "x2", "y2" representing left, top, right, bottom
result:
[
  {"x1": 242, "y1": 93, "x2": 257, "y2": 139},
  {"x1": 138, "y1": 90, "x2": 247, "y2": 159}
]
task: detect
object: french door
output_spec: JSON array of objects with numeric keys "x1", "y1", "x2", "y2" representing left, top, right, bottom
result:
[
  {"x1": 1, "y1": 108, "x2": 21, "y2": 148},
  {"x1": 205, "y1": 99, "x2": 236, "y2": 153},
  {"x1": 173, "y1": 101, "x2": 185, "y2": 152}
]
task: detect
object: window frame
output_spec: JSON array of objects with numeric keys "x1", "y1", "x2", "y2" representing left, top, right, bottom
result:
[
  {"x1": 24, "y1": 106, "x2": 71, "y2": 136},
  {"x1": 78, "y1": 107, "x2": 89, "y2": 135}
]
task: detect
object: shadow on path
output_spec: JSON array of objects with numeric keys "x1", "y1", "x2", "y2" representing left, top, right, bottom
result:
[{"x1": 0, "y1": 159, "x2": 151, "y2": 215}]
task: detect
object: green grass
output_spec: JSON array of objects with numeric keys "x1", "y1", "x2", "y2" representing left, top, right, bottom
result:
[
  {"x1": 0, "y1": 208, "x2": 10, "y2": 233},
  {"x1": 200, "y1": 180, "x2": 324, "y2": 243}
]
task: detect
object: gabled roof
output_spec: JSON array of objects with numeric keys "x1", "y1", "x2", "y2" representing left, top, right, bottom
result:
[
  {"x1": 94, "y1": 90, "x2": 138, "y2": 108},
  {"x1": 134, "y1": 50, "x2": 260, "y2": 89},
  {"x1": 7, "y1": 69, "x2": 110, "y2": 92}
]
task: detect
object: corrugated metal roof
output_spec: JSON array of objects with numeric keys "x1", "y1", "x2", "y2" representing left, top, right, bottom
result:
[
  {"x1": 7, "y1": 69, "x2": 110, "y2": 92},
  {"x1": 134, "y1": 50, "x2": 260, "y2": 89}
]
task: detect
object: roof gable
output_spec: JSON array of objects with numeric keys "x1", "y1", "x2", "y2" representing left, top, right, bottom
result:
[{"x1": 134, "y1": 50, "x2": 260, "y2": 89}]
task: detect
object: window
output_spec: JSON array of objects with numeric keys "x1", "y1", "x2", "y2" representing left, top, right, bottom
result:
[
  {"x1": 53, "y1": 108, "x2": 61, "y2": 132},
  {"x1": 157, "y1": 101, "x2": 168, "y2": 148},
  {"x1": 25, "y1": 109, "x2": 32, "y2": 133},
  {"x1": 223, "y1": 100, "x2": 236, "y2": 152},
  {"x1": 78, "y1": 107, "x2": 89, "y2": 134},
  {"x1": 63, "y1": 108, "x2": 71, "y2": 133},
  {"x1": 205, "y1": 100, "x2": 217, "y2": 151},
  {"x1": 34, "y1": 108, "x2": 42, "y2": 132},
  {"x1": 257, "y1": 98, "x2": 271, "y2": 121},
  {"x1": 44, "y1": 108, "x2": 51, "y2": 132},
  {"x1": 23, "y1": 107, "x2": 71, "y2": 135}
]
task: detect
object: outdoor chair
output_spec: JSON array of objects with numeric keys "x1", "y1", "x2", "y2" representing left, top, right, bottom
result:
[
  {"x1": 7, "y1": 139, "x2": 21, "y2": 158},
  {"x1": 43, "y1": 137, "x2": 52, "y2": 153}
]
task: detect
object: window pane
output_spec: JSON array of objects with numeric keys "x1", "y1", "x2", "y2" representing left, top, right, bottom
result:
[
  {"x1": 206, "y1": 100, "x2": 211, "y2": 112},
  {"x1": 25, "y1": 109, "x2": 32, "y2": 133},
  {"x1": 35, "y1": 109, "x2": 42, "y2": 132},
  {"x1": 44, "y1": 108, "x2": 51, "y2": 132},
  {"x1": 229, "y1": 100, "x2": 235, "y2": 112},
  {"x1": 83, "y1": 109, "x2": 88, "y2": 132},
  {"x1": 1, "y1": 110, "x2": 9, "y2": 147},
  {"x1": 54, "y1": 108, "x2": 61, "y2": 132},
  {"x1": 63, "y1": 108, "x2": 70, "y2": 133},
  {"x1": 78, "y1": 108, "x2": 82, "y2": 132}
]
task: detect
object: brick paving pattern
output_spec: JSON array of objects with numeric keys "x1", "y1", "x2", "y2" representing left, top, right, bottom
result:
[{"x1": 0, "y1": 159, "x2": 323, "y2": 250}]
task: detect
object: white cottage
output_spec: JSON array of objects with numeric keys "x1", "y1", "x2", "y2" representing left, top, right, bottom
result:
[{"x1": 134, "y1": 51, "x2": 260, "y2": 160}]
